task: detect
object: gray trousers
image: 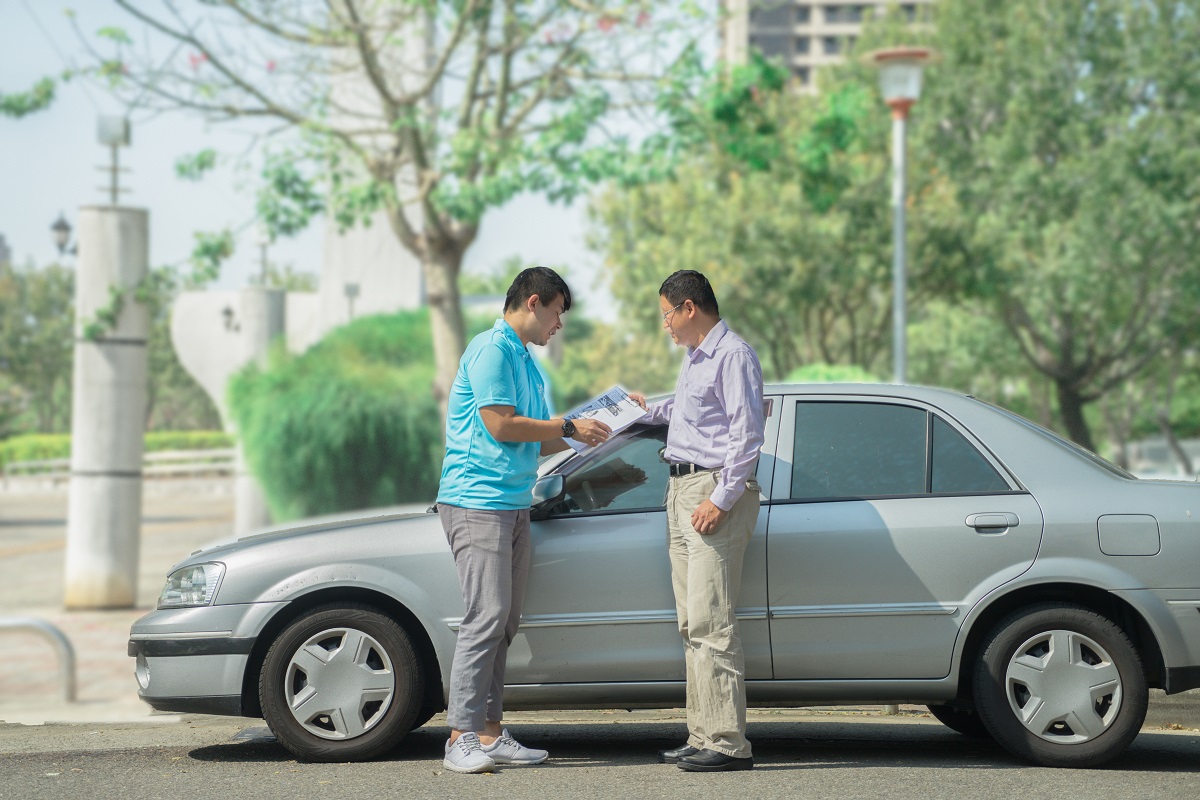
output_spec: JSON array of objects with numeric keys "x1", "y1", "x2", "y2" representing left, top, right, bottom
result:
[
  {"x1": 438, "y1": 504, "x2": 531, "y2": 732},
  {"x1": 667, "y1": 470, "x2": 760, "y2": 759}
]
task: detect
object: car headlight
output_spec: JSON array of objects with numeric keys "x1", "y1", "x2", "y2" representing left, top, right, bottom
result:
[{"x1": 158, "y1": 563, "x2": 225, "y2": 609}]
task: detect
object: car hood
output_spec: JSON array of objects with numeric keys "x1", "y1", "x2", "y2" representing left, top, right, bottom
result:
[{"x1": 179, "y1": 505, "x2": 434, "y2": 566}]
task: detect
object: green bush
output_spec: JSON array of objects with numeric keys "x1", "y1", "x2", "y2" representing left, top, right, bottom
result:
[
  {"x1": 146, "y1": 431, "x2": 234, "y2": 451},
  {"x1": 228, "y1": 310, "x2": 451, "y2": 521},
  {"x1": 0, "y1": 430, "x2": 232, "y2": 471},
  {"x1": 0, "y1": 433, "x2": 69, "y2": 470}
]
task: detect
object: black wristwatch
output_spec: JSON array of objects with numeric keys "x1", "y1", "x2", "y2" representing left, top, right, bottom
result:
[{"x1": 561, "y1": 418, "x2": 576, "y2": 438}]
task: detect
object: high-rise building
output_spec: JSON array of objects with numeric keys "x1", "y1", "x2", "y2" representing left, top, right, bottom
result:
[{"x1": 721, "y1": 1, "x2": 934, "y2": 90}]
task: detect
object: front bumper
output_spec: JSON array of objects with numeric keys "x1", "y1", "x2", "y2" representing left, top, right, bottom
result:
[{"x1": 128, "y1": 601, "x2": 288, "y2": 715}]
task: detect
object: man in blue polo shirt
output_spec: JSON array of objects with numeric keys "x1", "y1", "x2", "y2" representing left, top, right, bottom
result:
[{"x1": 437, "y1": 267, "x2": 612, "y2": 774}]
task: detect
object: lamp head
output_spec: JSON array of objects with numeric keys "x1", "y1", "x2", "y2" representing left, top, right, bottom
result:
[
  {"x1": 51, "y1": 213, "x2": 72, "y2": 254},
  {"x1": 865, "y1": 47, "x2": 938, "y2": 113}
]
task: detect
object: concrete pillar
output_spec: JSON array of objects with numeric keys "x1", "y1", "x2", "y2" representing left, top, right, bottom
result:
[
  {"x1": 64, "y1": 207, "x2": 149, "y2": 609},
  {"x1": 233, "y1": 287, "x2": 285, "y2": 536}
]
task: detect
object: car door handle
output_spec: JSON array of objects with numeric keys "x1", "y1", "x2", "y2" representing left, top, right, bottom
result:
[{"x1": 966, "y1": 513, "x2": 1019, "y2": 530}]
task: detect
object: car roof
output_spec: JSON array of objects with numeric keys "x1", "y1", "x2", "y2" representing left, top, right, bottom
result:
[{"x1": 765, "y1": 382, "x2": 968, "y2": 402}]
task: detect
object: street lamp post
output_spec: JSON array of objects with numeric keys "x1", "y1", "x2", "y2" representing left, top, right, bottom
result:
[
  {"x1": 867, "y1": 47, "x2": 935, "y2": 384},
  {"x1": 254, "y1": 223, "x2": 272, "y2": 285}
]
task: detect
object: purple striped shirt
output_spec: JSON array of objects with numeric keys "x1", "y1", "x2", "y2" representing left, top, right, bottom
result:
[{"x1": 645, "y1": 320, "x2": 765, "y2": 511}]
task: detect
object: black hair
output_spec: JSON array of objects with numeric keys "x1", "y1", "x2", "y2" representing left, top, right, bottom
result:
[
  {"x1": 504, "y1": 266, "x2": 572, "y2": 313},
  {"x1": 659, "y1": 269, "x2": 719, "y2": 316}
]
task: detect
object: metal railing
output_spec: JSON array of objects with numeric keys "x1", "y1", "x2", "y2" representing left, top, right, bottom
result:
[
  {"x1": 0, "y1": 617, "x2": 77, "y2": 702},
  {"x1": 2, "y1": 448, "x2": 236, "y2": 483}
]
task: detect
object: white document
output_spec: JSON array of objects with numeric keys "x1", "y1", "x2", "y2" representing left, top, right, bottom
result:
[{"x1": 563, "y1": 386, "x2": 648, "y2": 452}]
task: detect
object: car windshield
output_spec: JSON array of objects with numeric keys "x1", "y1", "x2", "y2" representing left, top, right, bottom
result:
[{"x1": 983, "y1": 401, "x2": 1134, "y2": 479}]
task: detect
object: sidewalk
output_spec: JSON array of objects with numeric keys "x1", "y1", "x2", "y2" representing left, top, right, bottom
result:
[
  {"x1": 0, "y1": 487, "x2": 233, "y2": 724},
  {"x1": 2, "y1": 486, "x2": 1198, "y2": 731}
]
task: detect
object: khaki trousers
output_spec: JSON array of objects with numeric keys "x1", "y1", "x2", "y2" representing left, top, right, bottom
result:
[{"x1": 667, "y1": 469, "x2": 759, "y2": 758}]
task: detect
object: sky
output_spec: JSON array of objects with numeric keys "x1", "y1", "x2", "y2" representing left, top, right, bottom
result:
[{"x1": 0, "y1": 1, "x2": 614, "y2": 318}]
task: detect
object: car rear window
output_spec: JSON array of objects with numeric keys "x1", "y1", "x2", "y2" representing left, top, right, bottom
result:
[
  {"x1": 790, "y1": 401, "x2": 1012, "y2": 500},
  {"x1": 931, "y1": 416, "x2": 1009, "y2": 493}
]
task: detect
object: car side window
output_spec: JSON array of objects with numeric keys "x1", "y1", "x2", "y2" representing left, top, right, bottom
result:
[
  {"x1": 931, "y1": 416, "x2": 1009, "y2": 494},
  {"x1": 549, "y1": 427, "x2": 669, "y2": 516},
  {"x1": 791, "y1": 402, "x2": 927, "y2": 500}
]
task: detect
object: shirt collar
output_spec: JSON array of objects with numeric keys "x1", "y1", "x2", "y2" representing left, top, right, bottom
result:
[
  {"x1": 494, "y1": 318, "x2": 529, "y2": 357},
  {"x1": 689, "y1": 319, "x2": 729, "y2": 362}
]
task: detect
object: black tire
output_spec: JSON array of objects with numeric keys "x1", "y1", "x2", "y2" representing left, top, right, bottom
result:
[
  {"x1": 926, "y1": 703, "x2": 992, "y2": 739},
  {"x1": 409, "y1": 706, "x2": 439, "y2": 730},
  {"x1": 260, "y1": 603, "x2": 425, "y2": 762},
  {"x1": 972, "y1": 602, "x2": 1147, "y2": 768}
]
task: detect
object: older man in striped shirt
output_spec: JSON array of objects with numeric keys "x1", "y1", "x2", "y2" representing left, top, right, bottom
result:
[{"x1": 631, "y1": 270, "x2": 766, "y2": 772}]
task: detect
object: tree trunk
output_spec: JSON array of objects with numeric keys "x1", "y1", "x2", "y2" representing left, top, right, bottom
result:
[
  {"x1": 1055, "y1": 381, "x2": 1097, "y2": 453},
  {"x1": 422, "y1": 250, "x2": 467, "y2": 419},
  {"x1": 1157, "y1": 413, "x2": 1194, "y2": 477},
  {"x1": 1099, "y1": 399, "x2": 1133, "y2": 470}
]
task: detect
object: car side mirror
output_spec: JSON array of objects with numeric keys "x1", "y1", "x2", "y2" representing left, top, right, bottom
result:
[{"x1": 530, "y1": 474, "x2": 565, "y2": 520}]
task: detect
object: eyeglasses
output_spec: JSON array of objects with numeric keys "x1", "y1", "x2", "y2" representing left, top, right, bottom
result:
[{"x1": 661, "y1": 303, "x2": 683, "y2": 323}]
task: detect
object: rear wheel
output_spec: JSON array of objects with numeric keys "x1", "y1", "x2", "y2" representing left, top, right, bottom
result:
[
  {"x1": 926, "y1": 703, "x2": 992, "y2": 739},
  {"x1": 973, "y1": 603, "x2": 1147, "y2": 768},
  {"x1": 260, "y1": 603, "x2": 424, "y2": 762}
]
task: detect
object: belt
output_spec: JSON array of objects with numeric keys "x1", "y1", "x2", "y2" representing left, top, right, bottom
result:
[{"x1": 668, "y1": 462, "x2": 719, "y2": 478}]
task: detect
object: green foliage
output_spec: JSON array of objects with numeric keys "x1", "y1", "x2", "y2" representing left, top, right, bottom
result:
[
  {"x1": 78, "y1": 1, "x2": 706, "y2": 408},
  {"x1": 0, "y1": 376, "x2": 24, "y2": 440},
  {"x1": 796, "y1": 85, "x2": 872, "y2": 212},
  {"x1": 81, "y1": 285, "x2": 125, "y2": 341},
  {"x1": 701, "y1": 52, "x2": 789, "y2": 171},
  {"x1": 0, "y1": 433, "x2": 68, "y2": 470},
  {"x1": 257, "y1": 152, "x2": 327, "y2": 238},
  {"x1": 0, "y1": 254, "x2": 220, "y2": 436},
  {"x1": 591, "y1": 59, "x2": 951, "y2": 381},
  {"x1": 0, "y1": 431, "x2": 232, "y2": 472},
  {"x1": 142, "y1": 266, "x2": 224, "y2": 432},
  {"x1": 96, "y1": 26, "x2": 132, "y2": 45},
  {"x1": 144, "y1": 430, "x2": 234, "y2": 451},
  {"x1": 255, "y1": 263, "x2": 318, "y2": 292},
  {"x1": 188, "y1": 230, "x2": 235, "y2": 286},
  {"x1": 175, "y1": 149, "x2": 218, "y2": 181},
  {"x1": 228, "y1": 311, "x2": 450, "y2": 520},
  {"x1": 0, "y1": 261, "x2": 75, "y2": 433},
  {"x1": 783, "y1": 363, "x2": 880, "y2": 384},
  {"x1": 0, "y1": 78, "x2": 56, "y2": 118},
  {"x1": 911, "y1": 0, "x2": 1200, "y2": 449}
]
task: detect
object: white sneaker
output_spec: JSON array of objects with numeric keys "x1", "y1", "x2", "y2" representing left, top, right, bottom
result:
[
  {"x1": 443, "y1": 731, "x2": 496, "y2": 773},
  {"x1": 480, "y1": 728, "x2": 549, "y2": 765}
]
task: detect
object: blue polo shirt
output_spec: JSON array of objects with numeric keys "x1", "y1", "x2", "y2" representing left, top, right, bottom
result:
[{"x1": 437, "y1": 319, "x2": 550, "y2": 510}]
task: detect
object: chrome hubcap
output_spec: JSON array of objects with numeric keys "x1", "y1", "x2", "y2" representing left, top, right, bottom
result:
[
  {"x1": 1005, "y1": 629, "x2": 1122, "y2": 744},
  {"x1": 284, "y1": 627, "x2": 395, "y2": 740}
]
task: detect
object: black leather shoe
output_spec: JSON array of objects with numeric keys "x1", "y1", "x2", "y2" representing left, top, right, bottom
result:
[
  {"x1": 657, "y1": 744, "x2": 699, "y2": 764},
  {"x1": 677, "y1": 749, "x2": 754, "y2": 772}
]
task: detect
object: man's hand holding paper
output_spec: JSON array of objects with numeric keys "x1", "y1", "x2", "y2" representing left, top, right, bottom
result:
[{"x1": 563, "y1": 386, "x2": 649, "y2": 451}]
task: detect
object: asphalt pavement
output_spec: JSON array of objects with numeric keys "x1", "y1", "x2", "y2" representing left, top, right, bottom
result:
[{"x1": 2, "y1": 712, "x2": 1200, "y2": 800}]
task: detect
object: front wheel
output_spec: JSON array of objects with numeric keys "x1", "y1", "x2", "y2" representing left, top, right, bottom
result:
[
  {"x1": 260, "y1": 603, "x2": 425, "y2": 762},
  {"x1": 972, "y1": 603, "x2": 1147, "y2": 768}
]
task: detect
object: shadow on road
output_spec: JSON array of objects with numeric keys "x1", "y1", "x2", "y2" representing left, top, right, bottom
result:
[{"x1": 185, "y1": 720, "x2": 1200, "y2": 773}]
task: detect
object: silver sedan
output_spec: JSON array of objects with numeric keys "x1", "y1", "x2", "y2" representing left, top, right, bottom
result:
[{"x1": 129, "y1": 384, "x2": 1200, "y2": 768}]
